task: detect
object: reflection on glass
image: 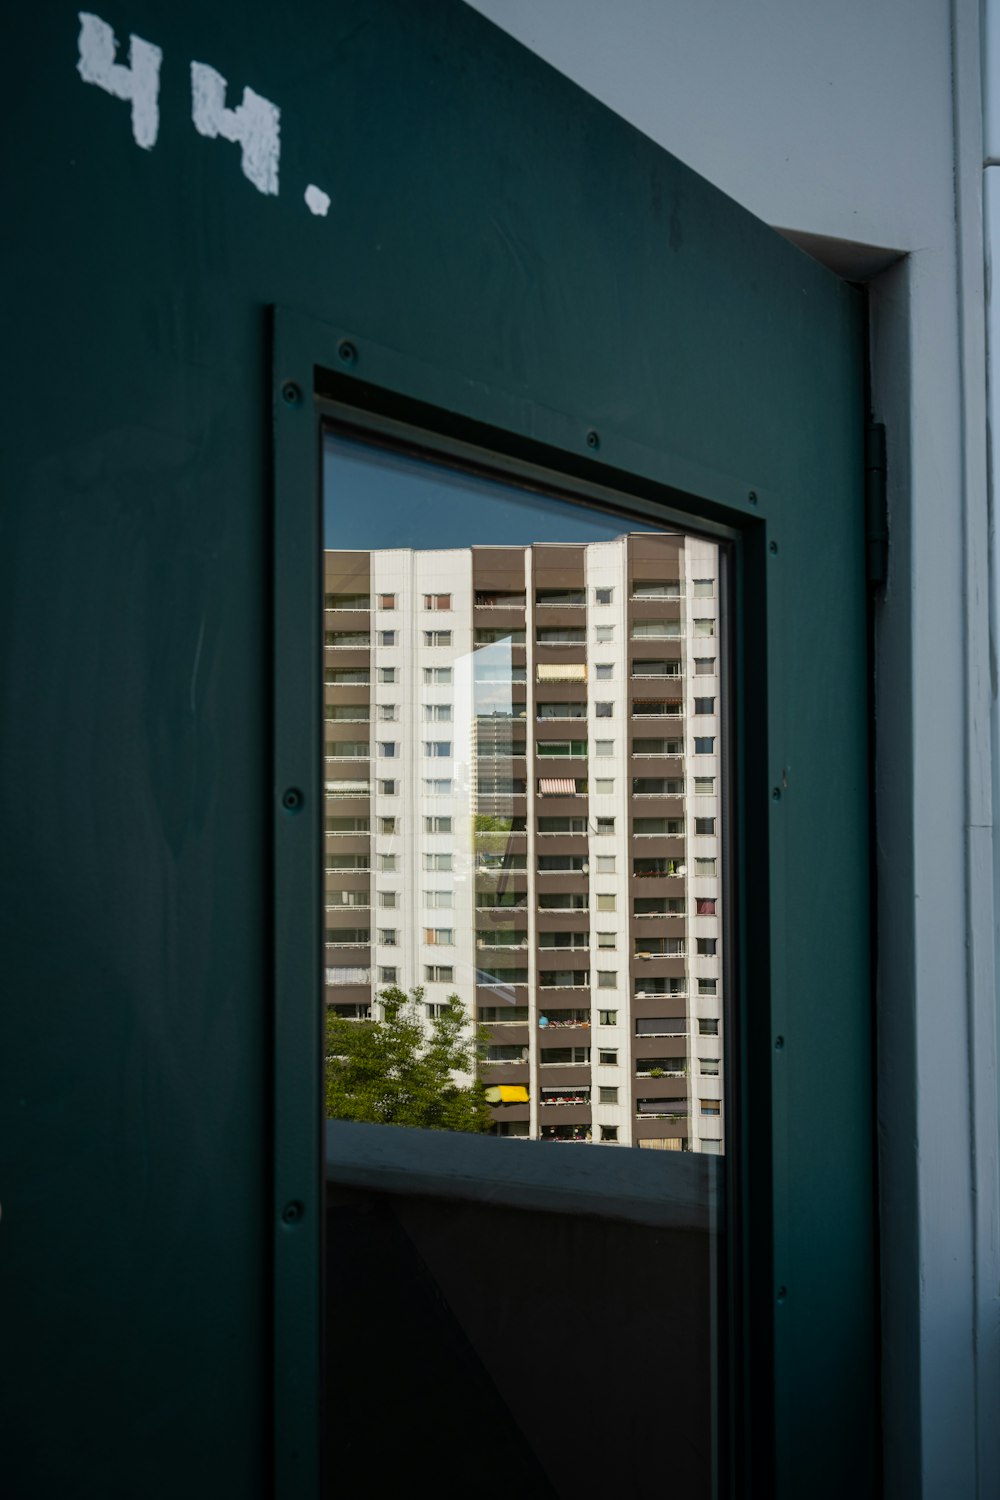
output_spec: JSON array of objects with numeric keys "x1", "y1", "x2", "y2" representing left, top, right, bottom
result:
[{"x1": 322, "y1": 431, "x2": 725, "y2": 1157}]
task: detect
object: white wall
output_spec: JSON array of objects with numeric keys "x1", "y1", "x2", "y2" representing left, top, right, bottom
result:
[{"x1": 464, "y1": 3, "x2": 1000, "y2": 1495}]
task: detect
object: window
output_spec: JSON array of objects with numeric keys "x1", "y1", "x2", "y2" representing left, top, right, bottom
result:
[
  {"x1": 424, "y1": 928, "x2": 454, "y2": 946},
  {"x1": 695, "y1": 857, "x2": 717, "y2": 875},
  {"x1": 424, "y1": 741, "x2": 452, "y2": 758},
  {"x1": 426, "y1": 1003, "x2": 447, "y2": 1020},
  {"x1": 594, "y1": 624, "x2": 615, "y2": 642},
  {"x1": 326, "y1": 741, "x2": 370, "y2": 759},
  {"x1": 698, "y1": 978, "x2": 718, "y2": 996},
  {"x1": 597, "y1": 971, "x2": 617, "y2": 989},
  {"x1": 425, "y1": 889, "x2": 453, "y2": 908},
  {"x1": 596, "y1": 855, "x2": 616, "y2": 873},
  {"x1": 378, "y1": 817, "x2": 397, "y2": 834},
  {"x1": 377, "y1": 704, "x2": 397, "y2": 721},
  {"x1": 695, "y1": 817, "x2": 716, "y2": 835},
  {"x1": 597, "y1": 932, "x2": 617, "y2": 949},
  {"x1": 694, "y1": 737, "x2": 715, "y2": 755},
  {"x1": 696, "y1": 897, "x2": 717, "y2": 916},
  {"x1": 423, "y1": 777, "x2": 453, "y2": 795},
  {"x1": 694, "y1": 777, "x2": 715, "y2": 794},
  {"x1": 377, "y1": 592, "x2": 396, "y2": 610},
  {"x1": 378, "y1": 667, "x2": 398, "y2": 683},
  {"x1": 378, "y1": 966, "x2": 398, "y2": 983},
  {"x1": 693, "y1": 578, "x2": 715, "y2": 598},
  {"x1": 378, "y1": 891, "x2": 398, "y2": 909},
  {"x1": 378, "y1": 630, "x2": 397, "y2": 646},
  {"x1": 423, "y1": 666, "x2": 453, "y2": 684},
  {"x1": 379, "y1": 780, "x2": 398, "y2": 799},
  {"x1": 423, "y1": 853, "x2": 453, "y2": 871},
  {"x1": 694, "y1": 657, "x2": 716, "y2": 675},
  {"x1": 594, "y1": 740, "x2": 614, "y2": 758},
  {"x1": 700, "y1": 1058, "x2": 720, "y2": 1075},
  {"x1": 424, "y1": 629, "x2": 452, "y2": 646},
  {"x1": 694, "y1": 697, "x2": 715, "y2": 714},
  {"x1": 697, "y1": 938, "x2": 718, "y2": 957},
  {"x1": 595, "y1": 663, "x2": 614, "y2": 680},
  {"x1": 631, "y1": 619, "x2": 682, "y2": 638},
  {"x1": 378, "y1": 928, "x2": 398, "y2": 945},
  {"x1": 598, "y1": 1048, "x2": 618, "y2": 1065},
  {"x1": 595, "y1": 817, "x2": 615, "y2": 835},
  {"x1": 378, "y1": 741, "x2": 398, "y2": 758},
  {"x1": 594, "y1": 777, "x2": 614, "y2": 794},
  {"x1": 693, "y1": 618, "x2": 716, "y2": 637},
  {"x1": 700, "y1": 1099, "x2": 721, "y2": 1116},
  {"x1": 698, "y1": 1019, "x2": 719, "y2": 1037},
  {"x1": 632, "y1": 579, "x2": 680, "y2": 599},
  {"x1": 596, "y1": 893, "x2": 617, "y2": 912},
  {"x1": 537, "y1": 739, "x2": 588, "y2": 758},
  {"x1": 594, "y1": 701, "x2": 614, "y2": 718},
  {"x1": 424, "y1": 815, "x2": 453, "y2": 834},
  {"x1": 378, "y1": 854, "x2": 398, "y2": 872},
  {"x1": 599, "y1": 1086, "x2": 619, "y2": 1104},
  {"x1": 598, "y1": 1009, "x2": 618, "y2": 1026},
  {"x1": 423, "y1": 593, "x2": 451, "y2": 610},
  {"x1": 594, "y1": 586, "x2": 613, "y2": 604},
  {"x1": 424, "y1": 704, "x2": 453, "y2": 722},
  {"x1": 425, "y1": 964, "x2": 454, "y2": 983},
  {"x1": 600, "y1": 1125, "x2": 619, "y2": 1142}
]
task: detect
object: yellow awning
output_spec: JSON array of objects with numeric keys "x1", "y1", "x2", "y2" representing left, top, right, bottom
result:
[{"x1": 485, "y1": 1084, "x2": 530, "y2": 1104}]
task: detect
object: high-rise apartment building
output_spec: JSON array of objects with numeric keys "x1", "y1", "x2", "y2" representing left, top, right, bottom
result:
[{"x1": 323, "y1": 533, "x2": 723, "y2": 1153}]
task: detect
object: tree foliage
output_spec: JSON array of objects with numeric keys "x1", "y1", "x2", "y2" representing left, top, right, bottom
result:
[{"x1": 325, "y1": 985, "x2": 493, "y2": 1133}]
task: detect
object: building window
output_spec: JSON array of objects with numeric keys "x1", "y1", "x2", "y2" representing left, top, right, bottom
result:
[
  {"x1": 377, "y1": 593, "x2": 396, "y2": 610},
  {"x1": 695, "y1": 817, "x2": 716, "y2": 835},
  {"x1": 424, "y1": 928, "x2": 454, "y2": 946},
  {"x1": 595, "y1": 816, "x2": 615, "y2": 835},
  {"x1": 423, "y1": 667, "x2": 453, "y2": 684},
  {"x1": 598, "y1": 1009, "x2": 618, "y2": 1026},
  {"x1": 424, "y1": 629, "x2": 452, "y2": 646},
  {"x1": 700, "y1": 1057, "x2": 720, "y2": 1075},
  {"x1": 378, "y1": 929, "x2": 398, "y2": 946},
  {"x1": 597, "y1": 932, "x2": 617, "y2": 949},
  {"x1": 700, "y1": 1099, "x2": 721, "y2": 1116},
  {"x1": 378, "y1": 667, "x2": 398, "y2": 684},
  {"x1": 378, "y1": 741, "x2": 398, "y2": 758},
  {"x1": 423, "y1": 853, "x2": 453, "y2": 871},
  {"x1": 698, "y1": 978, "x2": 718, "y2": 996},
  {"x1": 600, "y1": 1125, "x2": 619, "y2": 1142},
  {"x1": 696, "y1": 897, "x2": 717, "y2": 916},
  {"x1": 425, "y1": 964, "x2": 454, "y2": 983},
  {"x1": 696, "y1": 937, "x2": 718, "y2": 956},
  {"x1": 599, "y1": 1086, "x2": 619, "y2": 1104},
  {"x1": 694, "y1": 737, "x2": 715, "y2": 755},
  {"x1": 423, "y1": 778, "x2": 453, "y2": 794},
  {"x1": 594, "y1": 777, "x2": 614, "y2": 794},
  {"x1": 378, "y1": 854, "x2": 398, "y2": 872},
  {"x1": 426, "y1": 1003, "x2": 447, "y2": 1019},
  {"x1": 694, "y1": 696, "x2": 715, "y2": 714},
  {"x1": 377, "y1": 704, "x2": 397, "y2": 721},
  {"x1": 378, "y1": 817, "x2": 397, "y2": 834},
  {"x1": 379, "y1": 966, "x2": 398, "y2": 983},
  {"x1": 698, "y1": 1019, "x2": 719, "y2": 1037},
  {"x1": 594, "y1": 740, "x2": 614, "y2": 758},
  {"x1": 595, "y1": 663, "x2": 614, "y2": 680},
  {"x1": 425, "y1": 889, "x2": 453, "y2": 908},
  {"x1": 595, "y1": 701, "x2": 614, "y2": 718},
  {"x1": 423, "y1": 593, "x2": 452, "y2": 611},
  {"x1": 598, "y1": 1048, "x2": 618, "y2": 1065},
  {"x1": 378, "y1": 892, "x2": 398, "y2": 909},
  {"x1": 694, "y1": 657, "x2": 716, "y2": 675},
  {"x1": 424, "y1": 741, "x2": 452, "y2": 758},
  {"x1": 597, "y1": 970, "x2": 618, "y2": 988},
  {"x1": 694, "y1": 776, "x2": 715, "y2": 794},
  {"x1": 424, "y1": 815, "x2": 453, "y2": 834},
  {"x1": 596, "y1": 893, "x2": 617, "y2": 912},
  {"x1": 693, "y1": 579, "x2": 715, "y2": 598},
  {"x1": 594, "y1": 624, "x2": 615, "y2": 642},
  {"x1": 693, "y1": 619, "x2": 716, "y2": 637},
  {"x1": 378, "y1": 630, "x2": 397, "y2": 646},
  {"x1": 695, "y1": 857, "x2": 717, "y2": 876},
  {"x1": 379, "y1": 780, "x2": 398, "y2": 798},
  {"x1": 594, "y1": 587, "x2": 614, "y2": 604},
  {"x1": 596, "y1": 855, "x2": 616, "y2": 873},
  {"x1": 424, "y1": 703, "x2": 453, "y2": 722}
]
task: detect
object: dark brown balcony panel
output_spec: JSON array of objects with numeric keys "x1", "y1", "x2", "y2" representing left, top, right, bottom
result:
[
  {"x1": 630, "y1": 794, "x2": 685, "y2": 815},
  {"x1": 630, "y1": 644, "x2": 684, "y2": 667},
  {"x1": 532, "y1": 747, "x2": 588, "y2": 769},
  {"x1": 324, "y1": 869, "x2": 371, "y2": 891},
  {"x1": 632, "y1": 1074, "x2": 689, "y2": 1101},
  {"x1": 632, "y1": 998, "x2": 689, "y2": 1022},
  {"x1": 481, "y1": 1024, "x2": 530, "y2": 1047},
  {"x1": 472, "y1": 606, "x2": 526, "y2": 635},
  {"x1": 479, "y1": 1062, "x2": 531, "y2": 1083},
  {"x1": 535, "y1": 908, "x2": 591, "y2": 931},
  {"x1": 628, "y1": 598, "x2": 683, "y2": 624},
  {"x1": 325, "y1": 549, "x2": 371, "y2": 578},
  {"x1": 471, "y1": 547, "x2": 527, "y2": 588},
  {"x1": 475, "y1": 878, "x2": 529, "y2": 899},
  {"x1": 629, "y1": 954, "x2": 688, "y2": 978},
  {"x1": 533, "y1": 873, "x2": 589, "y2": 895},
  {"x1": 628, "y1": 533, "x2": 683, "y2": 567},
  {"x1": 537, "y1": 1104, "x2": 592, "y2": 1128},
  {"x1": 321, "y1": 648, "x2": 370, "y2": 673},
  {"x1": 486, "y1": 1102, "x2": 531, "y2": 1123},
  {"x1": 535, "y1": 1064, "x2": 592, "y2": 1088},
  {"x1": 323, "y1": 687, "x2": 371, "y2": 709},
  {"x1": 322, "y1": 943, "x2": 371, "y2": 967},
  {"x1": 324, "y1": 982, "x2": 372, "y2": 1007},
  {"x1": 532, "y1": 678, "x2": 590, "y2": 703},
  {"x1": 632, "y1": 1034, "x2": 689, "y2": 1062},
  {"x1": 533, "y1": 545, "x2": 586, "y2": 587},
  {"x1": 632, "y1": 1117, "x2": 688, "y2": 1143},
  {"x1": 323, "y1": 834, "x2": 370, "y2": 858}
]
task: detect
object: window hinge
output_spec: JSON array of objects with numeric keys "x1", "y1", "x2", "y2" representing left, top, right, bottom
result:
[{"x1": 865, "y1": 422, "x2": 887, "y2": 587}]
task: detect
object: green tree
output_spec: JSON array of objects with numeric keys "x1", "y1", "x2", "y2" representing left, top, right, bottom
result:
[{"x1": 325, "y1": 985, "x2": 493, "y2": 1133}]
